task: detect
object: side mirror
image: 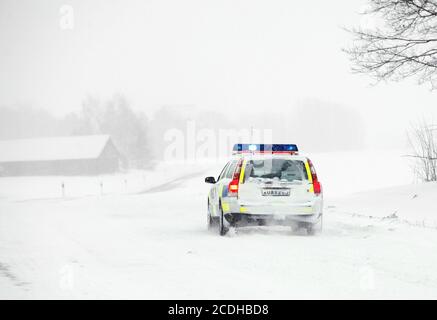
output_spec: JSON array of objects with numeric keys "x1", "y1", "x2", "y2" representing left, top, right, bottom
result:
[{"x1": 205, "y1": 176, "x2": 216, "y2": 184}]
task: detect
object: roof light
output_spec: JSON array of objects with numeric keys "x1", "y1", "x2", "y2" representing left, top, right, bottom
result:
[
  {"x1": 248, "y1": 144, "x2": 257, "y2": 151},
  {"x1": 232, "y1": 144, "x2": 299, "y2": 154}
]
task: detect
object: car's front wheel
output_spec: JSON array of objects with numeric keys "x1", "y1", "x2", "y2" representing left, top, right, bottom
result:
[
  {"x1": 207, "y1": 212, "x2": 214, "y2": 230},
  {"x1": 207, "y1": 200, "x2": 216, "y2": 231}
]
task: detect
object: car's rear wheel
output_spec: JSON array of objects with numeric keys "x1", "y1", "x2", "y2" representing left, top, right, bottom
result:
[
  {"x1": 218, "y1": 205, "x2": 229, "y2": 236},
  {"x1": 290, "y1": 222, "x2": 300, "y2": 233},
  {"x1": 306, "y1": 224, "x2": 316, "y2": 235},
  {"x1": 305, "y1": 215, "x2": 323, "y2": 236}
]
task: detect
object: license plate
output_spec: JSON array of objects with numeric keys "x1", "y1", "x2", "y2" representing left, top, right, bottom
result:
[{"x1": 261, "y1": 188, "x2": 290, "y2": 196}]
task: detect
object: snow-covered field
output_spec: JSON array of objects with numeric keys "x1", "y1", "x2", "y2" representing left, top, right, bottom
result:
[{"x1": 1, "y1": 149, "x2": 437, "y2": 299}]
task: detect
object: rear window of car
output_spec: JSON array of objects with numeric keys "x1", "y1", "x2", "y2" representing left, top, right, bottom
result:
[
  {"x1": 218, "y1": 162, "x2": 230, "y2": 181},
  {"x1": 225, "y1": 160, "x2": 238, "y2": 179},
  {"x1": 245, "y1": 159, "x2": 308, "y2": 182}
]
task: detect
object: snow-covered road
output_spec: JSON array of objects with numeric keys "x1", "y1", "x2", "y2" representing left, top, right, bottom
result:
[{"x1": 1, "y1": 162, "x2": 437, "y2": 299}]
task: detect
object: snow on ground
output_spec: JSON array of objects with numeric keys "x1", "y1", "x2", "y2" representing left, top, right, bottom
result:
[{"x1": 1, "y1": 149, "x2": 437, "y2": 299}]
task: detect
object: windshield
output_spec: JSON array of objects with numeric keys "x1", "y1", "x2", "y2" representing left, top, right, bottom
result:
[{"x1": 245, "y1": 159, "x2": 308, "y2": 182}]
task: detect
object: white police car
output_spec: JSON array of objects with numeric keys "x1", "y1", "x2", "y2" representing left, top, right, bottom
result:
[{"x1": 205, "y1": 144, "x2": 323, "y2": 236}]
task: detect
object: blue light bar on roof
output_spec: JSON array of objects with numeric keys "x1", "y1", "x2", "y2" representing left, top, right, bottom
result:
[{"x1": 233, "y1": 144, "x2": 299, "y2": 153}]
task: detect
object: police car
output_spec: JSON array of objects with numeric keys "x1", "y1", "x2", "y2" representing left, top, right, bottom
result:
[{"x1": 205, "y1": 144, "x2": 323, "y2": 236}]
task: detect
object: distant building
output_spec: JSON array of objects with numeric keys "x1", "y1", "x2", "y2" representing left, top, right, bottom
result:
[{"x1": 0, "y1": 135, "x2": 121, "y2": 176}]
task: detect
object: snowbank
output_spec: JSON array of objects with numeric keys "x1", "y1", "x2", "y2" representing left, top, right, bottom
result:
[{"x1": 331, "y1": 182, "x2": 437, "y2": 228}]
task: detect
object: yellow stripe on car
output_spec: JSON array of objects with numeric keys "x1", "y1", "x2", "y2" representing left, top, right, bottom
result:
[
  {"x1": 240, "y1": 206, "x2": 248, "y2": 213},
  {"x1": 222, "y1": 202, "x2": 230, "y2": 212},
  {"x1": 304, "y1": 160, "x2": 314, "y2": 193},
  {"x1": 239, "y1": 160, "x2": 247, "y2": 184},
  {"x1": 300, "y1": 206, "x2": 313, "y2": 213}
]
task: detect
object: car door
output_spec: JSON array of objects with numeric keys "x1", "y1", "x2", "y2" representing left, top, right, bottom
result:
[
  {"x1": 216, "y1": 160, "x2": 238, "y2": 212},
  {"x1": 210, "y1": 162, "x2": 230, "y2": 216}
]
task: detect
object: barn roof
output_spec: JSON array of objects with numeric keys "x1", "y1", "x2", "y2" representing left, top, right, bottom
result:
[{"x1": 0, "y1": 135, "x2": 113, "y2": 163}]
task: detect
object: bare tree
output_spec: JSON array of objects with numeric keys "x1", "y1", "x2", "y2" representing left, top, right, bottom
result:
[
  {"x1": 406, "y1": 120, "x2": 437, "y2": 181},
  {"x1": 345, "y1": 0, "x2": 437, "y2": 88}
]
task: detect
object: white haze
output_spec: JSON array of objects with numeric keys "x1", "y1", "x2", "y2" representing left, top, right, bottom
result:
[{"x1": 1, "y1": 0, "x2": 437, "y2": 150}]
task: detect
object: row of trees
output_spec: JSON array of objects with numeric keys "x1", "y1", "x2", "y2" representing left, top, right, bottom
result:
[
  {"x1": 1, "y1": 98, "x2": 435, "y2": 180},
  {"x1": 0, "y1": 97, "x2": 368, "y2": 168}
]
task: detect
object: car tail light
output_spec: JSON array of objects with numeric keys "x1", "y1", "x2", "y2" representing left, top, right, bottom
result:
[
  {"x1": 307, "y1": 158, "x2": 322, "y2": 195},
  {"x1": 228, "y1": 159, "x2": 244, "y2": 197}
]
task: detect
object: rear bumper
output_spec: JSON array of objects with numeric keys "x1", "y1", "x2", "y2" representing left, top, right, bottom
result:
[
  {"x1": 220, "y1": 197, "x2": 323, "y2": 227},
  {"x1": 225, "y1": 212, "x2": 321, "y2": 227},
  {"x1": 222, "y1": 197, "x2": 323, "y2": 216}
]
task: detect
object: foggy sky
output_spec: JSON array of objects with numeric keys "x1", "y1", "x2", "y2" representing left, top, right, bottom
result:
[{"x1": 1, "y1": 0, "x2": 437, "y2": 148}]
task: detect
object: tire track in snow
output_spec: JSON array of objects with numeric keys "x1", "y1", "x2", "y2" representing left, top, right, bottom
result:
[{"x1": 138, "y1": 170, "x2": 206, "y2": 194}]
